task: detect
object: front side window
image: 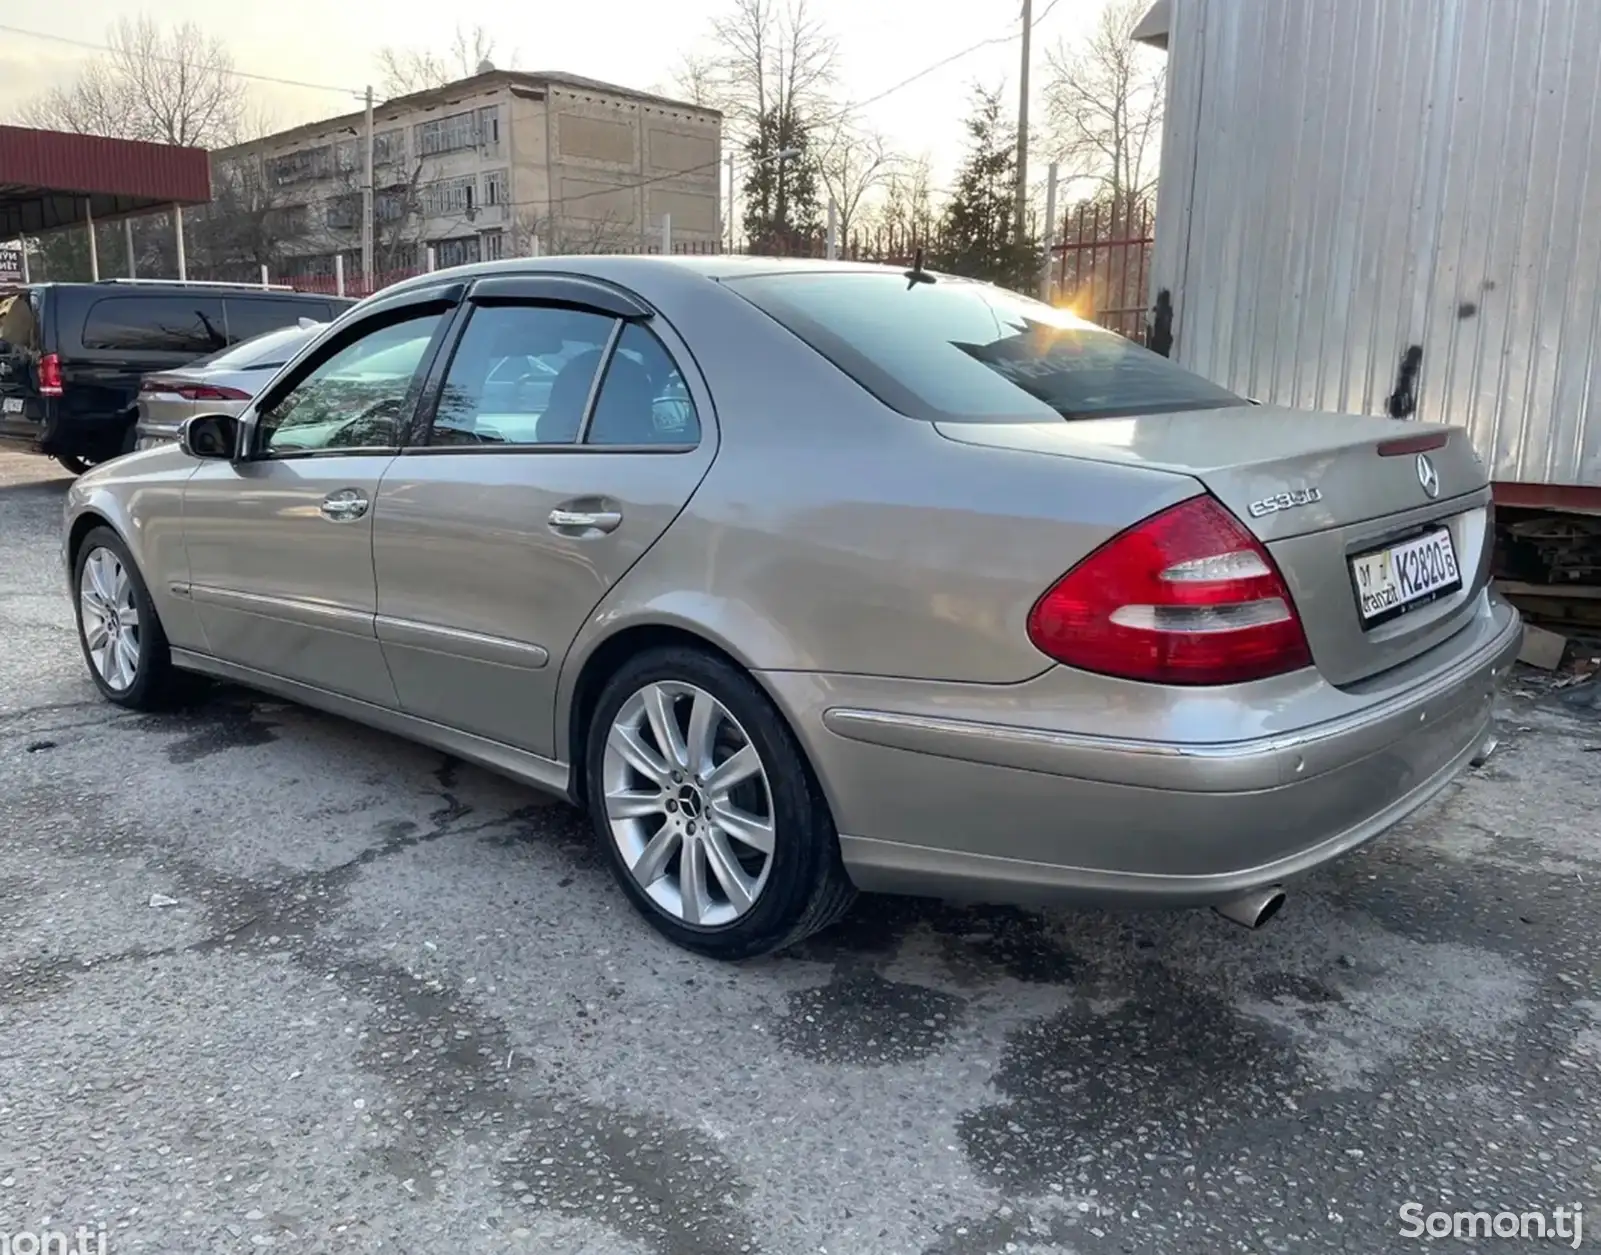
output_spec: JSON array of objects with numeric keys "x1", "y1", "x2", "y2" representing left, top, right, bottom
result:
[
  {"x1": 82, "y1": 296, "x2": 227, "y2": 355},
  {"x1": 725, "y1": 273, "x2": 1242, "y2": 422},
  {"x1": 586, "y1": 323, "x2": 701, "y2": 446},
  {"x1": 430, "y1": 304, "x2": 617, "y2": 446},
  {"x1": 256, "y1": 312, "x2": 443, "y2": 455}
]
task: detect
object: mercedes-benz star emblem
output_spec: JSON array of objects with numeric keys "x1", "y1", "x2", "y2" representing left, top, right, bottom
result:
[{"x1": 1416, "y1": 452, "x2": 1440, "y2": 499}]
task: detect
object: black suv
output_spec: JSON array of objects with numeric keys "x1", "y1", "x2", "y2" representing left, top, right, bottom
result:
[{"x1": 0, "y1": 280, "x2": 355, "y2": 473}]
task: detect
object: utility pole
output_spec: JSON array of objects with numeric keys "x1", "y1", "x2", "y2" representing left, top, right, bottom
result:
[
  {"x1": 362, "y1": 85, "x2": 375, "y2": 292},
  {"x1": 1015, "y1": 0, "x2": 1032, "y2": 244},
  {"x1": 725, "y1": 153, "x2": 736, "y2": 253},
  {"x1": 1040, "y1": 160, "x2": 1059, "y2": 301}
]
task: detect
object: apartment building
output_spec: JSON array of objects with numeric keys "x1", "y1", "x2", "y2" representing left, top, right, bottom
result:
[{"x1": 212, "y1": 68, "x2": 723, "y2": 279}]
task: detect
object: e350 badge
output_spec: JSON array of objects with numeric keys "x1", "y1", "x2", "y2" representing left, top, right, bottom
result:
[{"x1": 1247, "y1": 487, "x2": 1323, "y2": 519}]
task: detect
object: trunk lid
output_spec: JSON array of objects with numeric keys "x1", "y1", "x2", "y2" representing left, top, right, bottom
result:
[{"x1": 936, "y1": 406, "x2": 1492, "y2": 687}]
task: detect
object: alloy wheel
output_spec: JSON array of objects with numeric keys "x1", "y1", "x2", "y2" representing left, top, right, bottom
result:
[
  {"x1": 602, "y1": 680, "x2": 777, "y2": 927},
  {"x1": 79, "y1": 546, "x2": 141, "y2": 692}
]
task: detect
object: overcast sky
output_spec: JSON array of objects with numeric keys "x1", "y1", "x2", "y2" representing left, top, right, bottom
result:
[{"x1": 0, "y1": 0, "x2": 1118, "y2": 187}]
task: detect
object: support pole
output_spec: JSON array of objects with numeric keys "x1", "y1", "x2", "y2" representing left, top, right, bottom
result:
[
  {"x1": 124, "y1": 218, "x2": 136, "y2": 278},
  {"x1": 362, "y1": 84, "x2": 375, "y2": 291},
  {"x1": 334, "y1": 253, "x2": 346, "y2": 297},
  {"x1": 85, "y1": 199, "x2": 99, "y2": 281},
  {"x1": 660, "y1": 213, "x2": 672, "y2": 255},
  {"x1": 826, "y1": 198, "x2": 839, "y2": 260},
  {"x1": 173, "y1": 205, "x2": 187, "y2": 280}
]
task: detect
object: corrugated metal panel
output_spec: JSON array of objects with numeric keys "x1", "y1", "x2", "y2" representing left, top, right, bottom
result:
[
  {"x1": 0, "y1": 125, "x2": 211, "y2": 203},
  {"x1": 1151, "y1": 0, "x2": 1601, "y2": 488}
]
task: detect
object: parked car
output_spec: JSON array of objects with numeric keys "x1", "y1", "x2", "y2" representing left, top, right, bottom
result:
[
  {"x1": 61, "y1": 257, "x2": 1523, "y2": 959},
  {"x1": 0, "y1": 280, "x2": 354, "y2": 474},
  {"x1": 135, "y1": 319, "x2": 329, "y2": 450}
]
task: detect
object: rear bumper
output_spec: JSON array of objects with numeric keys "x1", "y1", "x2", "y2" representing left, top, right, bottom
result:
[
  {"x1": 764, "y1": 593, "x2": 1522, "y2": 908},
  {"x1": 0, "y1": 399, "x2": 131, "y2": 460}
]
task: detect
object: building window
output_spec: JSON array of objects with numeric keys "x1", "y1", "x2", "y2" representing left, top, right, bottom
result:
[
  {"x1": 373, "y1": 129, "x2": 406, "y2": 165},
  {"x1": 482, "y1": 169, "x2": 507, "y2": 207},
  {"x1": 432, "y1": 236, "x2": 482, "y2": 269},
  {"x1": 325, "y1": 194, "x2": 360, "y2": 231},
  {"x1": 375, "y1": 187, "x2": 412, "y2": 223},
  {"x1": 477, "y1": 105, "x2": 501, "y2": 152},
  {"x1": 266, "y1": 145, "x2": 332, "y2": 187},
  {"x1": 415, "y1": 109, "x2": 480, "y2": 157},
  {"x1": 421, "y1": 175, "x2": 476, "y2": 219},
  {"x1": 481, "y1": 229, "x2": 504, "y2": 261}
]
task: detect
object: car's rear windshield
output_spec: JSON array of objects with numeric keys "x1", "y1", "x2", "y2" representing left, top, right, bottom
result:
[
  {"x1": 190, "y1": 324, "x2": 318, "y2": 372},
  {"x1": 724, "y1": 271, "x2": 1242, "y2": 422}
]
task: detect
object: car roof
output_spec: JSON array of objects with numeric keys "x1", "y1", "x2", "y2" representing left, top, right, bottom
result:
[{"x1": 375, "y1": 253, "x2": 960, "y2": 303}]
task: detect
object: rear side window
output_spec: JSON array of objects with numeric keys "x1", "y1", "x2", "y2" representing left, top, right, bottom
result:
[
  {"x1": 82, "y1": 295, "x2": 226, "y2": 355},
  {"x1": 225, "y1": 297, "x2": 333, "y2": 344},
  {"x1": 725, "y1": 272, "x2": 1242, "y2": 422}
]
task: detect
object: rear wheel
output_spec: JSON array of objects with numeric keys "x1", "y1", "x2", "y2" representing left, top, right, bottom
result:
[
  {"x1": 585, "y1": 646, "x2": 856, "y2": 959},
  {"x1": 72, "y1": 526, "x2": 192, "y2": 710},
  {"x1": 54, "y1": 455, "x2": 92, "y2": 476}
]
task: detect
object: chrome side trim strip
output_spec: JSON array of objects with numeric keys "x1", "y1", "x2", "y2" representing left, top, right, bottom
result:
[
  {"x1": 188, "y1": 584, "x2": 373, "y2": 636},
  {"x1": 375, "y1": 615, "x2": 549, "y2": 669}
]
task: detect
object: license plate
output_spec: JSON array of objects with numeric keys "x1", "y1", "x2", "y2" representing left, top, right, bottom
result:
[
  {"x1": 1, "y1": 398, "x2": 22, "y2": 414},
  {"x1": 1350, "y1": 526, "x2": 1462, "y2": 627}
]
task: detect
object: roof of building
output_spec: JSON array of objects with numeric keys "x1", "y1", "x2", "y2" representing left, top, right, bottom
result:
[
  {"x1": 0, "y1": 126, "x2": 212, "y2": 236},
  {"x1": 215, "y1": 68, "x2": 721, "y2": 159}
]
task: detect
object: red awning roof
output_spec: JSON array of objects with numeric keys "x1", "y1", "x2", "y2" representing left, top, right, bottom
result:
[{"x1": 0, "y1": 126, "x2": 211, "y2": 236}]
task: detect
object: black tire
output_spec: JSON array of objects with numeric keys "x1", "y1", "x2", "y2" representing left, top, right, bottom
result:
[
  {"x1": 584, "y1": 645, "x2": 856, "y2": 960},
  {"x1": 54, "y1": 455, "x2": 92, "y2": 476},
  {"x1": 71, "y1": 525, "x2": 194, "y2": 710}
]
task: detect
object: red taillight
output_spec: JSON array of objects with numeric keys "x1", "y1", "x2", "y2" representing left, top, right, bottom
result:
[
  {"x1": 1026, "y1": 494, "x2": 1313, "y2": 686},
  {"x1": 140, "y1": 380, "x2": 250, "y2": 402},
  {"x1": 38, "y1": 352, "x2": 62, "y2": 397}
]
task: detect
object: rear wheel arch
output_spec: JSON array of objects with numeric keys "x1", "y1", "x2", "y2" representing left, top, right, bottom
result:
[{"x1": 564, "y1": 623, "x2": 789, "y2": 807}]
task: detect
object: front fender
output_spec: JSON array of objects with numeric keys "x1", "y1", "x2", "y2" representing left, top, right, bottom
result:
[{"x1": 64, "y1": 449, "x2": 203, "y2": 649}]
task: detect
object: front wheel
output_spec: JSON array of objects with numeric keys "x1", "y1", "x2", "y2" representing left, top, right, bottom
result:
[
  {"x1": 72, "y1": 526, "x2": 191, "y2": 710},
  {"x1": 585, "y1": 646, "x2": 856, "y2": 959},
  {"x1": 54, "y1": 455, "x2": 92, "y2": 476}
]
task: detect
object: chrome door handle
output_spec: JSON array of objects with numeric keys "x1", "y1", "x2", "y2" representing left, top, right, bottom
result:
[
  {"x1": 548, "y1": 508, "x2": 622, "y2": 533},
  {"x1": 319, "y1": 488, "x2": 370, "y2": 522}
]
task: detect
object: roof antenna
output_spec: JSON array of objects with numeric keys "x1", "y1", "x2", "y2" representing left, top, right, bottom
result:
[{"x1": 904, "y1": 247, "x2": 934, "y2": 289}]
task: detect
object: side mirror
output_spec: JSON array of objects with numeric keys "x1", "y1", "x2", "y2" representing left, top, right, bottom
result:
[{"x1": 179, "y1": 413, "x2": 241, "y2": 460}]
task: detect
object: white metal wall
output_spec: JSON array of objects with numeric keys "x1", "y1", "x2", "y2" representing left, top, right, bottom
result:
[{"x1": 1150, "y1": 0, "x2": 1601, "y2": 487}]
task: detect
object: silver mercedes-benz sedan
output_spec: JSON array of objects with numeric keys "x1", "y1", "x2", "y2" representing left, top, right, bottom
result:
[{"x1": 62, "y1": 256, "x2": 1523, "y2": 958}]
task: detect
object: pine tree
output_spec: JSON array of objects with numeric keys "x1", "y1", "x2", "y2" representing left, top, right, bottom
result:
[
  {"x1": 935, "y1": 86, "x2": 1039, "y2": 291},
  {"x1": 742, "y1": 106, "x2": 823, "y2": 255}
]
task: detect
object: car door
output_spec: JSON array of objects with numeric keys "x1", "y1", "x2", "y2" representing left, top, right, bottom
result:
[
  {"x1": 181, "y1": 283, "x2": 462, "y2": 704},
  {"x1": 370, "y1": 274, "x2": 716, "y2": 757}
]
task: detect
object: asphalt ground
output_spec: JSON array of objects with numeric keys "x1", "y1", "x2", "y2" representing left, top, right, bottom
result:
[{"x1": 1, "y1": 449, "x2": 1597, "y2": 1254}]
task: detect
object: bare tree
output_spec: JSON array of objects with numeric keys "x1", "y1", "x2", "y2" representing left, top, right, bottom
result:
[
  {"x1": 18, "y1": 16, "x2": 246, "y2": 147},
  {"x1": 1043, "y1": 0, "x2": 1165, "y2": 206},
  {"x1": 376, "y1": 25, "x2": 508, "y2": 99},
  {"x1": 815, "y1": 120, "x2": 896, "y2": 242},
  {"x1": 660, "y1": 53, "x2": 730, "y2": 111},
  {"x1": 708, "y1": 0, "x2": 838, "y2": 143}
]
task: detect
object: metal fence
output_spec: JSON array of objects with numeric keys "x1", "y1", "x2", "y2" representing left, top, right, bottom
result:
[{"x1": 1049, "y1": 198, "x2": 1155, "y2": 342}]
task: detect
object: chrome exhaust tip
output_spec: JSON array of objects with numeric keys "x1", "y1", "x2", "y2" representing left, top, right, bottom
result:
[
  {"x1": 1214, "y1": 886, "x2": 1287, "y2": 930},
  {"x1": 1470, "y1": 733, "x2": 1499, "y2": 768}
]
